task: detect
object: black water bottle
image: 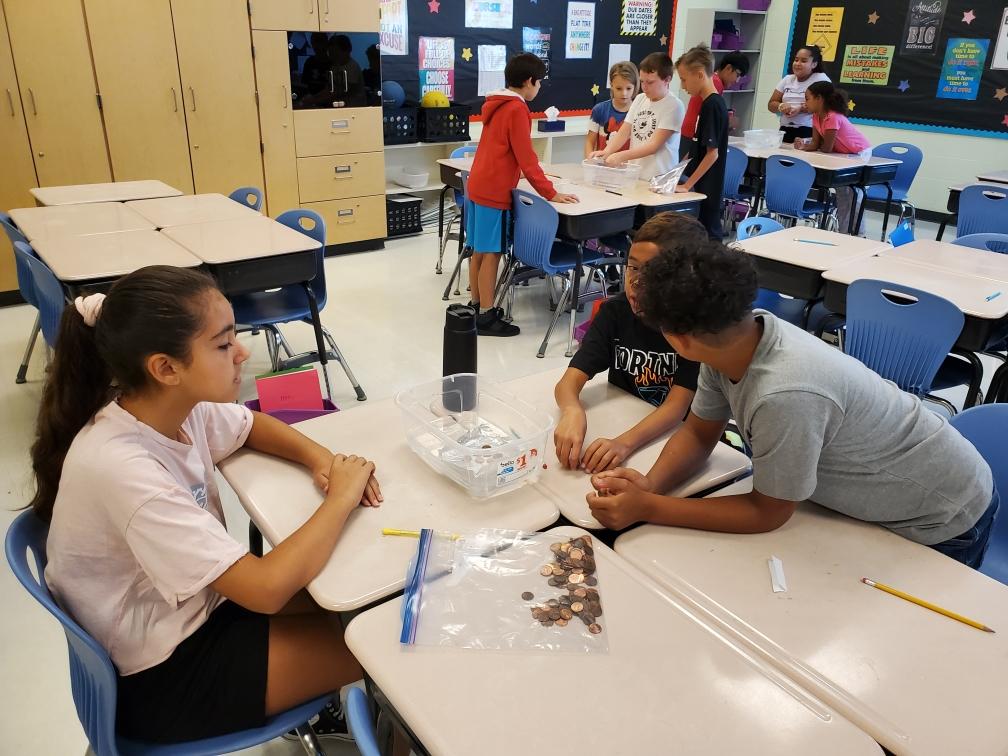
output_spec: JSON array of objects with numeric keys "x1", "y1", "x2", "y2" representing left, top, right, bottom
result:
[{"x1": 443, "y1": 304, "x2": 477, "y2": 412}]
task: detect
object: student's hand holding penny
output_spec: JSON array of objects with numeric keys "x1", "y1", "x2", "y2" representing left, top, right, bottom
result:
[
  {"x1": 585, "y1": 468, "x2": 653, "y2": 530},
  {"x1": 554, "y1": 408, "x2": 587, "y2": 469},
  {"x1": 580, "y1": 436, "x2": 632, "y2": 473}
]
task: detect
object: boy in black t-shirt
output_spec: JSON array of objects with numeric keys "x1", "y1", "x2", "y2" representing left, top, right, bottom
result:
[
  {"x1": 675, "y1": 45, "x2": 729, "y2": 240},
  {"x1": 554, "y1": 213, "x2": 705, "y2": 473}
]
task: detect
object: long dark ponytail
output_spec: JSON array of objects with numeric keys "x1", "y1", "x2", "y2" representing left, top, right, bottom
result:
[
  {"x1": 29, "y1": 265, "x2": 219, "y2": 522},
  {"x1": 807, "y1": 80, "x2": 849, "y2": 114}
]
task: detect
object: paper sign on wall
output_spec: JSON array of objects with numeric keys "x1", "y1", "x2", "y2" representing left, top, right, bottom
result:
[
  {"x1": 621, "y1": 0, "x2": 657, "y2": 36},
  {"x1": 466, "y1": 0, "x2": 513, "y2": 30},
  {"x1": 992, "y1": 7, "x2": 1008, "y2": 70},
  {"x1": 523, "y1": 27, "x2": 552, "y2": 79},
  {"x1": 566, "y1": 2, "x2": 596, "y2": 59},
  {"x1": 936, "y1": 38, "x2": 990, "y2": 100},
  {"x1": 419, "y1": 37, "x2": 455, "y2": 99},
  {"x1": 477, "y1": 44, "x2": 507, "y2": 96},
  {"x1": 608, "y1": 43, "x2": 632, "y2": 71},
  {"x1": 839, "y1": 44, "x2": 894, "y2": 86},
  {"x1": 379, "y1": 0, "x2": 408, "y2": 56},
  {"x1": 900, "y1": 0, "x2": 948, "y2": 56},
  {"x1": 806, "y1": 7, "x2": 845, "y2": 62}
]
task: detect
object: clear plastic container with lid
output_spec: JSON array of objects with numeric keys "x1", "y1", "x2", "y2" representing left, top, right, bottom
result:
[
  {"x1": 395, "y1": 374, "x2": 555, "y2": 498},
  {"x1": 581, "y1": 158, "x2": 643, "y2": 189},
  {"x1": 743, "y1": 129, "x2": 785, "y2": 149}
]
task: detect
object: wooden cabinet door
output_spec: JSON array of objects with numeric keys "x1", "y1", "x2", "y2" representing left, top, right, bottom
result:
[
  {"x1": 320, "y1": 0, "x2": 379, "y2": 32},
  {"x1": 252, "y1": 31, "x2": 298, "y2": 217},
  {"x1": 84, "y1": 0, "x2": 194, "y2": 193},
  {"x1": 3, "y1": 0, "x2": 111, "y2": 186},
  {"x1": 171, "y1": 0, "x2": 264, "y2": 195},
  {"x1": 250, "y1": 0, "x2": 318, "y2": 31}
]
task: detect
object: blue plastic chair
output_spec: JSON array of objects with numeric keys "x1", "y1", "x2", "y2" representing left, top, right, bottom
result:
[
  {"x1": 19, "y1": 243, "x2": 66, "y2": 347},
  {"x1": 843, "y1": 279, "x2": 966, "y2": 413},
  {"x1": 722, "y1": 145, "x2": 752, "y2": 223},
  {"x1": 437, "y1": 145, "x2": 477, "y2": 274},
  {"x1": 763, "y1": 154, "x2": 828, "y2": 225},
  {"x1": 953, "y1": 233, "x2": 1008, "y2": 254},
  {"x1": 735, "y1": 216, "x2": 811, "y2": 327},
  {"x1": 229, "y1": 209, "x2": 365, "y2": 401},
  {"x1": 228, "y1": 186, "x2": 263, "y2": 212},
  {"x1": 957, "y1": 185, "x2": 1008, "y2": 238},
  {"x1": 508, "y1": 189, "x2": 606, "y2": 358},
  {"x1": 888, "y1": 219, "x2": 915, "y2": 248},
  {"x1": 345, "y1": 687, "x2": 381, "y2": 756},
  {"x1": 949, "y1": 405, "x2": 1008, "y2": 583},
  {"x1": 2, "y1": 214, "x2": 41, "y2": 383},
  {"x1": 4, "y1": 509, "x2": 331, "y2": 756},
  {"x1": 864, "y1": 143, "x2": 924, "y2": 236}
]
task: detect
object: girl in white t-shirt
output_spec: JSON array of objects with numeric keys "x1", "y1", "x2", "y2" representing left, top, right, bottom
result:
[
  {"x1": 767, "y1": 45, "x2": 830, "y2": 143},
  {"x1": 32, "y1": 266, "x2": 380, "y2": 744}
]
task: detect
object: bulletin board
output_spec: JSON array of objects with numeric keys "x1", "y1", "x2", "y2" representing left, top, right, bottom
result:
[
  {"x1": 785, "y1": 1, "x2": 1008, "y2": 139},
  {"x1": 378, "y1": 0, "x2": 674, "y2": 116}
]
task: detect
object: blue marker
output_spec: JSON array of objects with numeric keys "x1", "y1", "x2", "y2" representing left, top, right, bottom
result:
[
  {"x1": 795, "y1": 238, "x2": 837, "y2": 247},
  {"x1": 986, "y1": 291, "x2": 1002, "y2": 302}
]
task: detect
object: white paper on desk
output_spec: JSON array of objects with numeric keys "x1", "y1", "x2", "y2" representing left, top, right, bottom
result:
[
  {"x1": 477, "y1": 45, "x2": 507, "y2": 96},
  {"x1": 768, "y1": 555, "x2": 788, "y2": 593},
  {"x1": 608, "y1": 43, "x2": 632, "y2": 71}
]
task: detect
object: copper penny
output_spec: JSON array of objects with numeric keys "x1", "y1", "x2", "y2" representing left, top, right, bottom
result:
[
  {"x1": 521, "y1": 591, "x2": 534, "y2": 601},
  {"x1": 547, "y1": 598, "x2": 560, "y2": 608},
  {"x1": 560, "y1": 543, "x2": 572, "y2": 553},
  {"x1": 585, "y1": 576, "x2": 598, "y2": 586},
  {"x1": 542, "y1": 619, "x2": 554, "y2": 627},
  {"x1": 568, "y1": 573, "x2": 584, "y2": 584},
  {"x1": 548, "y1": 608, "x2": 561, "y2": 620},
  {"x1": 579, "y1": 612, "x2": 593, "y2": 625},
  {"x1": 556, "y1": 618, "x2": 569, "y2": 627},
  {"x1": 589, "y1": 602, "x2": 603, "y2": 616},
  {"x1": 588, "y1": 623, "x2": 602, "y2": 635},
  {"x1": 560, "y1": 608, "x2": 573, "y2": 620},
  {"x1": 540, "y1": 565, "x2": 553, "y2": 577},
  {"x1": 570, "y1": 601, "x2": 584, "y2": 613},
  {"x1": 550, "y1": 543, "x2": 562, "y2": 554},
  {"x1": 551, "y1": 565, "x2": 565, "y2": 577},
  {"x1": 572, "y1": 588, "x2": 588, "y2": 598},
  {"x1": 569, "y1": 548, "x2": 584, "y2": 560}
]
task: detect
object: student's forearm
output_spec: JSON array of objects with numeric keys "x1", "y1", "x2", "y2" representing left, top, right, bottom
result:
[
  {"x1": 245, "y1": 411, "x2": 331, "y2": 471},
  {"x1": 617, "y1": 393, "x2": 692, "y2": 453},
  {"x1": 683, "y1": 149, "x2": 719, "y2": 190},
  {"x1": 619, "y1": 140, "x2": 662, "y2": 160},
  {"x1": 640, "y1": 491, "x2": 794, "y2": 533},
  {"x1": 584, "y1": 132, "x2": 598, "y2": 158},
  {"x1": 600, "y1": 123, "x2": 632, "y2": 156},
  {"x1": 820, "y1": 130, "x2": 837, "y2": 152},
  {"x1": 646, "y1": 420, "x2": 723, "y2": 492}
]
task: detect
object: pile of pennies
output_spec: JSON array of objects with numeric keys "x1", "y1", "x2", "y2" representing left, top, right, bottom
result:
[{"x1": 522, "y1": 535, "x2": 603, "y2": 635}]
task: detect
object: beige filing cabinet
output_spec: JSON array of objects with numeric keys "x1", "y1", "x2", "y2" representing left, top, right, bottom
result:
[
  {"x1": 0, "y1": 0, "x2": 36, "y2": 293},
  {"x1": 3, "y1": 0, "x2": 111, "y2": 187},
  {"x1": 250, "y1": 0, "x2": 378, "y2": 32},
  {"x1": 252, "y1": 30, "x2": 299, "y2": 217}
]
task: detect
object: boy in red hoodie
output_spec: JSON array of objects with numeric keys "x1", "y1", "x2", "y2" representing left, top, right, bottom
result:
[{"x1": 467, "y1": 53, "x2": 579, "y2": 336}]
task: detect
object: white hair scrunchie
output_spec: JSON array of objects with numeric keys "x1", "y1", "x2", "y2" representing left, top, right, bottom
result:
[{"x1": 74, "y1": 293, "x2": 106, "y2": 327}]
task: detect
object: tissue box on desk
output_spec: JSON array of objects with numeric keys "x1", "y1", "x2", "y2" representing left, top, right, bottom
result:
[{"x1": 537, "y1": 120, "x2": 566, "y2": 132}]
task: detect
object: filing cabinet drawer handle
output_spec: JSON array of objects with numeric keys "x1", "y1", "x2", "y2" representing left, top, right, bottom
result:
[
  {"x1": 330, "y1": 119, "x2": 350, "y2": 132},
  {"x1": 282, "y1": 85, "x2": 288, "y2": 108},
  {"x1": 189, "y1": 87, "x2": 196, "y2": 112},
  {"x1": 171, "y1": 87, "x2": 178, "y2": 112},
  {"x1": 334, "y1": 165, "x2": 353, "y2": 178},
  {"x1": 337, "y1": 208, "x2": 356, "y2": 224},
  {"x1": 28, "y1": 88, "x2": 37, "y2": 116},
  {"x1": 5, "y1": 88, "x2": 13, "y2": 116}
]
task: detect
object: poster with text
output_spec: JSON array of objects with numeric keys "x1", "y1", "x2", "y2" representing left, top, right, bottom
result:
[
  {"x1": 839, "y1": 44, "x2": 894, "y2": 86},
  {"x1": 566, "y1": 2, "x2": 596, "y2": 59},
  {"x1": 522, "y1": 27, "x2": 552, "y2": 79},
  {"x1": 806, "y1": 7, "x2": 845, "y2": 62},
  {"x1": 621, "y1": 0, "x2": 657, "y2": 36},
  {"x1": 993, "y1": 7, "x2": 1008, "y2": 70},
  {"x1": 937, "y1": 38, "x2": 990, "y2": 100},
  {"x1": 379, "y1": 0, "x2": 408, "y2": 56},
  {"x1": 900, "y1": 0, "x2": 947, "y2": 55},
  {"x1": 419, "y1": 37, "x2": 455, "y2": 99},
  {"x1": 465, "y1": 0, "x2": 514, "y2": 30},
  {"x1": 477, "y1": 45, "x2": 507, "y2": 96}
]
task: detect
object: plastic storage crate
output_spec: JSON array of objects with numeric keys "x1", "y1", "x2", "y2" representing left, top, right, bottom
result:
[
  {"x1": 386, "y1": 195, "x2": 423, "y2": 237},
  {"x1": 581, "y1": 159, "x2": 643, "y2": 189},
  {"x1": 418, "y1": 103, "x2": 471, "y2": 143},
  {"x1": 395, "y1": 374, "x2": 554, "y2": 498},
  {"x1": 383, "y1": 106, "x2": 419, "y2": 145}
]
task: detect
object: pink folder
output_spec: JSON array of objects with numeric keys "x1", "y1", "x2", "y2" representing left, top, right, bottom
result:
[{"x1": 255, "y1": 367, "x2": 324, "y2": 413}]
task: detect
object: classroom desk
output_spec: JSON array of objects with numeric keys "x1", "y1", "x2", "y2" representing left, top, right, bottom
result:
[
  {"x1": 977, "y1": 169, "x2": 1008, "y2": 184},
  {"x1": 344, "y1": 525, "x2": 882, "y2": 756},
  {"x1": 30, "y1": 229, "x2": 201, "y2": 282},
  {"x1": 8, "y1": 202, "x2": 154, "y2": 243},
  {"x1": 217, "y1": 390, "x2": 561, "y2": 612},
  {"x1": 29, "y1": 180, "x2": 182, "y2": 206},
  {"x1": 614, "y1": 506, "x2": 1008, "y2": 755},
  {"x1": 880, "y1": 239, "x2": 1008, "y2": 283},
  {"x1": 731, "y1": 227, "x2": 889, "y2": 299},
  {"x1": 125, "y1": 192, "x2": 259, "y2": 228},
  {"x1": 507, "y1": 368, "x2": 752, "y2": 530}
]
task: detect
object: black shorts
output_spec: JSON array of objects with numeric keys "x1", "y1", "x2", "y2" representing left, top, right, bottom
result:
[{"x1": 117, "y1": 600, "x2": 270, "y2": 743}]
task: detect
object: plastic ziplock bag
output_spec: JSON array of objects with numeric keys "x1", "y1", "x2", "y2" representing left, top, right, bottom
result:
[
  {"x1": 648, "y1": 158, "x2": 692, "y2": 194},
  {"x1": 401, "y1": 529, "x2": 608, "y2": 653}
]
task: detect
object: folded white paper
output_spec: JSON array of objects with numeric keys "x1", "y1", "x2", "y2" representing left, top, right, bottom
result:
[{"x1": 768, "y1": 555, "x2": 788, "y2": 593}]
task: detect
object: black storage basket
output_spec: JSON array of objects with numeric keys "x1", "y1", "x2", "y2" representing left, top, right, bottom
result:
[
  {"x1": 386, "y1": 195, "x2": 423, "y2": 237},
  {"x1": 418, "y1": 103, "x2": 471, "y2": 143},
  {"x1": 383, "y1": 106, "x2": 419, "y2": 145}
]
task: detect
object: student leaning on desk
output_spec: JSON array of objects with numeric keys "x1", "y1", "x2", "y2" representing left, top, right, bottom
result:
[{"x1": 586, "y1": 240, "x2": 999, "y2": 570}]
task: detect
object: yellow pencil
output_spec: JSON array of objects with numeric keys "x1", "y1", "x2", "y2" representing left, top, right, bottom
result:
[
  {"x1": 382, "y1": 528, "x2": 462, "y2": 541},
  {"x1": 861, "y1": 577, "x2": 995, "y2": 633}
]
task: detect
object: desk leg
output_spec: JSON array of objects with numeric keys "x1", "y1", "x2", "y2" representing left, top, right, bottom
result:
[
  {"x1": 953, "y1": 347, "x2": 984, "y2": 408},
  {"x1": 987, "y1": 361, "x2": 1008, "y2": 404},
  {"x1": 936, "y1": 213, "x2": 954, "y2": 241},
  {"x1": 875, "y1": 183, "x2": 893, "y2": 241},
  {"x1": 567, "y1": 245, "x2": 583, "y2": 358},
  {"x1": 437, "y1": 186, "x2": 449, "y2": 248},
  {"x1": 847, "y1": 187, "x2": 861, "y2": 236},
  {"x1": 817, "y1": 188, "x2": 830, "y2": 230},
  {"x1": 303, "y1": 283, "x2": 333, "y2": 401}
]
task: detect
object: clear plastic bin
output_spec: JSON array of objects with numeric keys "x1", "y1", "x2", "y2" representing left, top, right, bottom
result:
[
  {"x1": 581, "y1": 159, "x2": 643, "y2": 189},
  {"x1": 744, "y1": 129, "x2": 785, "y2": 149},
  {"x1": 395, "y1": 374, "x2": 555, "y2": 498}
]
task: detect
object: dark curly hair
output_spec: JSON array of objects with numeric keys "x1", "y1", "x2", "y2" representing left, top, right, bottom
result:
[{"x1": 636, "y1": 240, "x2": 757, "y2": 336}]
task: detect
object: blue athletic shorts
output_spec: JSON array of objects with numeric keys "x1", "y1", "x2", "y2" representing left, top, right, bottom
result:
[{"x1": 465, "y1": 200, "x2": 509, "y2": 254}]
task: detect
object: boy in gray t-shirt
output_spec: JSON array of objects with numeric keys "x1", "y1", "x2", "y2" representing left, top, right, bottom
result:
[{"x1": 586, "y1": 232, "x2": 998, "y2": 568}]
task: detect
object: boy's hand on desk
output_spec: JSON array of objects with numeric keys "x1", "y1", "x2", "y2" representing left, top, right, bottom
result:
[
  {"x1": 553, "y1": 193, "x2": 580, "y2": 204},
  {"x1": 554, "y1": 409, "x2": 587, "y2": 469},
  {"x1": 585, "y1": 469, "x2": 653, "y2": 529},
  {"x1": 580, "y1": 437, "x2": 632, "y2": 473}
]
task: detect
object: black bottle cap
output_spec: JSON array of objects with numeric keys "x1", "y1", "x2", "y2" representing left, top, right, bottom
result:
[{"x1": 445, "y1": 304, "x2": 476, "y2": 332}]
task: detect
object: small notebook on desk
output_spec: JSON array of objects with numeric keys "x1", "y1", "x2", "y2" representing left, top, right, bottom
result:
[{"x1": 255, "y1": 366, "x2": 323, "y2": 413}]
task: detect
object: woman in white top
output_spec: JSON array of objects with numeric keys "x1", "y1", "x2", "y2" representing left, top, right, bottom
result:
[
  {"x1": 767, "y1": 45, "x2": 830, "y2": 143},
  {"x1": 33, "y1": 266, "x2": 382, "y2": 744}
]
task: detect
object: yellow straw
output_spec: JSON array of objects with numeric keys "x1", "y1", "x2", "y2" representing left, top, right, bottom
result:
[
  {"x1": 861, "y1": 577, "x2": 995, "y2": 633},
  {"x1": 382, "y1": 528, "x2": 462, "y2": 541}
]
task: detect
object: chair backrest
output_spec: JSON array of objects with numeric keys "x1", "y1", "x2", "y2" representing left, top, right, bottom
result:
[
  {"x1": 4, "y1": 217, "x2": 38, "y2": 307},
  {"x1": 948, "y1": 405, "x2": 1008, "y2": 583},
  {"x1": 722, "y1": 145, "x2": 748, "y2": 201},
  {"x1": 510, "y1": 189, "x2": 561, "y2": 273},
  {"x1": 870, "y1": 143, "x2": 923, "y2": 197},
  {"x1": 844, "y1": 278, "x2": 964, "y2": 395},
  {"x1": 275, "y1": 209, "x2": 327, "y2": 309},
  {"x1": 953, "y1": 233, "x2": 1008, "y2": 254},
  {"x1": 453, "y1": 161, "x2": 473, "y2": 208},
  {"x1": 449, "y1": 145, "x2": 476, "y2": 160},
  {"x1": 957, "y1": 184, "x2": 1008, "y2": 238},
  {"x1": 345, "y1": 687, "x2": 381, "y2": 756},
  {"x1": 888, "y1": 219, "x2": 915, "y2": 247},
  {"x1": 228, "y1": 186, "x2": 263, "y2": 212},
  {"x1": 5, "y1": 510, "x2": 120, "y2": 756},
  {"x1": 735, "y1": 215, "x2": 784, "y2": 240},
  {"x1": 19, "y1": 243, "x2": 65, "y2": 346},
  {"x1": 764, "y1": 155, "x2": 817, "y2": 218}
]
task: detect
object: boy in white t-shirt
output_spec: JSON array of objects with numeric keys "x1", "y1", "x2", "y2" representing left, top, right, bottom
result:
[
  {"x1": 767, "y1": 44, "x2": 830, "y2": 143},
  {"x1": 590, "y1": 52, "x2": 684, "y2": 180}
]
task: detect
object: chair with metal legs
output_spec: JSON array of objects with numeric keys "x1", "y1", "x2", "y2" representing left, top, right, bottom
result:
[
  {"x1": 1, "y1": 212, "x2": 41, "y2": 384},
  {"x1": 436, "y1": 146, "x2": 476, "y2": 275}
]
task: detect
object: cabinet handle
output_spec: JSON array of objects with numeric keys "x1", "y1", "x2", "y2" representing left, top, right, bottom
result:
[
  {"x1": 171, "y1": 87, "x2": 178, "y2": 112},
  {"x1": 343, "y1": 70, "x2": 347, "y2": 91},
  {"x1": 328, "y1": 71, "x2": 334, "y2": 92},
  {"x1": 324, "y1": 0, "x2": 330, "y2": 13},
  {"x1": 282, "y1": 84, "x2": 288, "y2": 108},
  {"x1": 308, "y1": 0, "x2": 314, "y2": 13},
  {"x1": 334, "y1": 165, "x2": 352, "y2": 178},
  {"x1": 5, "y1": 88, "x2": 13, "y2": 116},
  {"x1": 189, "y1": 86, "x2": 196, "y2": 112},
  {"x1": 28, "y1": 88, "x2": 37, "y2": 115}
]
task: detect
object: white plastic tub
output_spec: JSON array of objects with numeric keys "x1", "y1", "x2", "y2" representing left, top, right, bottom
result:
[
  {"x1": 743, "y1": 129, "x2": 785, "y2": 149},
  {"x1": 395, "y1": 374, "x2": 555, "y2": 498},
  {"x1": 581, "y1": 159, "x2": 643, "y2": 189}
]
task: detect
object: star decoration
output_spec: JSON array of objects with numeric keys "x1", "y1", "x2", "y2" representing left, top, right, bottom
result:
[
  {"x1": 963, "y1": 9, "x2": 976, "y2": 24},
  {"x1": 995, "y1": 87, "x2": 1008, "y2": 102},
  {"x1": 427, "y1": 0, "x2": 439, "y2": 12},
  {"x1": 660, "y1": 34, "x2": 668, "y2": 46},
  {"x1": 848, "y1": 98, "x2": 856, "y2": 111},
  {"x1": 868, "y1": 10, "x2": 879, "y2": 24},
  {"x1": 898, "y1": 80, "x2": 910, "y2": 93},
  {"x1": 1003, "y1": 114, "x2": 1008, "y2": 128},
  {"x1": 591, "y1": 83, "x2": 600, "y2": 96},
  {"x1": 461, "y1": 47, "x2": 473, "y2": 62}
]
